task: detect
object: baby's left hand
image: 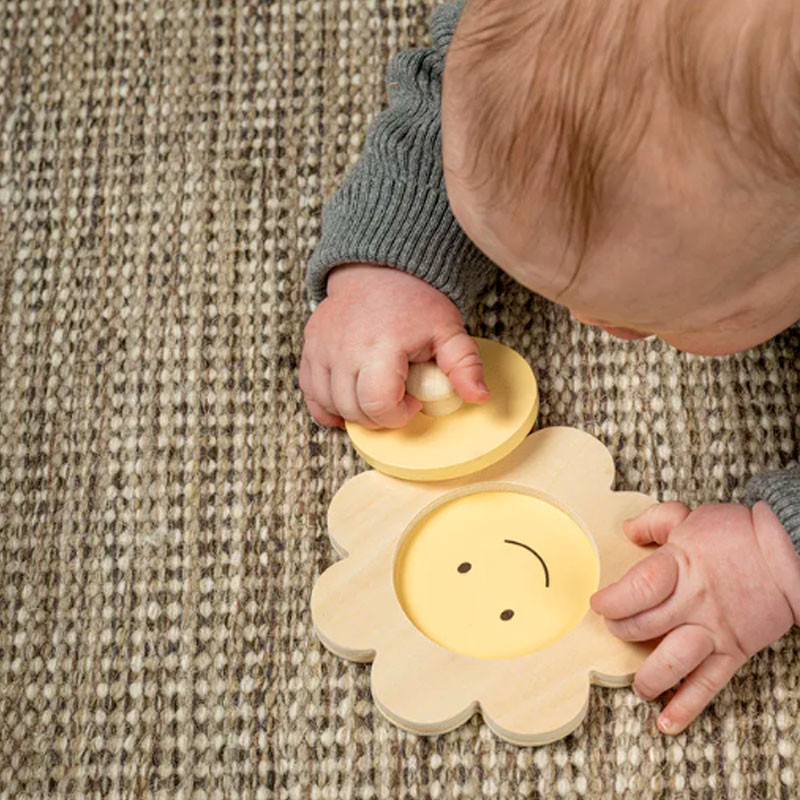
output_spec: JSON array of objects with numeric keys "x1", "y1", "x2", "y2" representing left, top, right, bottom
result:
[{"x1": 590, "y1": 500, "x2": 800, "y2": 735}]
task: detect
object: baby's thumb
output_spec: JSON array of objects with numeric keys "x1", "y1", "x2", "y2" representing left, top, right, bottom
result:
[{"x1": 434, "y1": 331, "x2": 490, "y2": 404}]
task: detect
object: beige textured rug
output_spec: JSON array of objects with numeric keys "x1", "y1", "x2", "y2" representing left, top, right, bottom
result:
[{"x1": 2, "y1": 1, "x2": 800, "y2": 797}]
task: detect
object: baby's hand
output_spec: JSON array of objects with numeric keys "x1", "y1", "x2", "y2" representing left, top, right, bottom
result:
[
  {"x1": 590, "y1": 501, "x2": 800, "y2": 735},
  {"x1": 300, "y1": 264, "x2": 489, "y2": 428}
]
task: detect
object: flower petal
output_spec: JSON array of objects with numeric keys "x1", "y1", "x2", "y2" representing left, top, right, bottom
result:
[
  {"x1": 479, "y1": 668, "x2": 592, "y2": 746},
  {"x1": 369, "y1": 644, "x2": 480, "y2": 735},
  {"x1": 326, "y1": 470, "x2": 435, "y2": 557},
  {"x1": 311, "y1": 554, "x2": 395, "y2": 662}
]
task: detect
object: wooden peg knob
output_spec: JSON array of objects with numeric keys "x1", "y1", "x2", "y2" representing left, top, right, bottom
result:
[{"x1": 406, "y1": 362, "x2": 463, "y2": 417}]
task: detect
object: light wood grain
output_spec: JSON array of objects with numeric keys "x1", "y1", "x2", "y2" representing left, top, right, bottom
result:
[
  {"x1": 405, "y1": 361, "x2": 463, "y2": 416},
  {"x1": 311, "y1": 428, "x2": 657, "y2": 745}
]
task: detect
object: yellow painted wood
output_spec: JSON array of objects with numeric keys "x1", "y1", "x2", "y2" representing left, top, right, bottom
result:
[
  {"x1": 346, "y1": 338, "x2": 539, "y2": 481},
  {"x1": 395, "y1": 491, "x2": 599, "y2": 659}
]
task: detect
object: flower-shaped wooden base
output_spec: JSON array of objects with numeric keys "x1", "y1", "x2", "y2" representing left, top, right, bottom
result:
[{"x1": 311, "y1": 427, "x2": 657, "y2": 745}]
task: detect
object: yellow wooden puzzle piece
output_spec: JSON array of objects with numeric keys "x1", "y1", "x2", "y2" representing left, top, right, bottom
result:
[{"x1": 346, "y1": 338, "x2": 539, "y2": 481}]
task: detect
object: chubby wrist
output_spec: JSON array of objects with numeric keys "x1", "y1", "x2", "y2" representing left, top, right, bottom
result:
[
  {"x1": 752, "y1": 501, "x2": 800, "y2": 626},
  {"x1": 326, "y1": 263, "x2": 393, "y2": 296},
  {"x1": 326, "y1": 263, "x2": 457, "y2": 307}
]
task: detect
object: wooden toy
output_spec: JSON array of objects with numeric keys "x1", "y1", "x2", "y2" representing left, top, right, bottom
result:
[
  {"x1": 345, "y1": 339, "x2": 540, "y2": 481},
  {"x1": 313, "y1": 339, "x2": 657, "y2": 745},
  {"x1": 405, "y1": 361, "x2": 463, "y2": 416}
]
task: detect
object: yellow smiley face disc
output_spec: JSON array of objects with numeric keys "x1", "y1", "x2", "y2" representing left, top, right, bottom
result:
[
  {"x1": 345, "y1": 338, "x2": 539, "y2": 481},
  {"x1": 394, "y1": 491, "x2": 599, "y2": 659}
]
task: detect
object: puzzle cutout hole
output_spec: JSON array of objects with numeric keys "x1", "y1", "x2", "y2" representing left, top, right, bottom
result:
[{"x1": 393, "y1": 491, "x2": 600, "y2": 659}]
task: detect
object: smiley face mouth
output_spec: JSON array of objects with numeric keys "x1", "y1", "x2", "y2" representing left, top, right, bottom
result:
[
  {"x1": 394, "y1": 491, "x2": 597, "y2": 657},
  {"x1": 503, "y1": 539, "x2": 550, "y2": 587},
  {"x1": 456, "y1": 539, "x2": 551, "y2": 623}
]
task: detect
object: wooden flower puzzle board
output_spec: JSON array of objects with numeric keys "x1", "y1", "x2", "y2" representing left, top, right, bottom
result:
[{"x1": 311, "y1": 339, "x2": 656, "y2": 745}]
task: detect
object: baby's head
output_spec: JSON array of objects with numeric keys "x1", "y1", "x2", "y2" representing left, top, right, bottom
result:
[{"x1": 442, "y1": 0, "x2": 800, "y2": 354}]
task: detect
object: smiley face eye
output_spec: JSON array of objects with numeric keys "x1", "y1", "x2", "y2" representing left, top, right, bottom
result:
[
  {"x1": 500, "y1": 609, "x2": 514, "y2": 621},
  {"x1": 457, "y1": 562, "x2": 472, "y2": 573}
]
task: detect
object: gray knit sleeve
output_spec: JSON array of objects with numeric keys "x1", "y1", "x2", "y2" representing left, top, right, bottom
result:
[
  {"x1": 745, "y1": 465, "x2": 800, "y2": 555},
  {"x1": 305, "y1": 1, "x2": 497, "y2": 313}
]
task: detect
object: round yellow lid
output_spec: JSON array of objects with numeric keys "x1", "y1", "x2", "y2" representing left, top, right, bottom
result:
[{"x1": 345, "y1": 338, "x2": 539, "y2": 481}]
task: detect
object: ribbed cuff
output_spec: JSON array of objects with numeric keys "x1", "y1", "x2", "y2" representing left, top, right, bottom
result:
[
  {"x1": 745, "y1": 465, "x2": 800, "y2": 556},
  {"x1": 306, "y1": 172, "x2": 496, "y2": 314}
]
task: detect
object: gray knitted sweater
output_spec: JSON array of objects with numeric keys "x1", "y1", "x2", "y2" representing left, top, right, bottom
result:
[{"x1": 306, "y1": 1, "x2": 800, "y2": 556}]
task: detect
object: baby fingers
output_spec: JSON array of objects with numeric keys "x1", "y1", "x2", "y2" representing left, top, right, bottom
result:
[
  {"x1": 356, "y1": 357, "x2": 422, "y2": 428},
  {"x1": 633, "y1": 623, "x2": 714, "y2": 701},
  {"x1": 299, "y1": 356, "x2": 343, "y2": 427},
  {"x1": 591, "y1": 547, "x2": 679, "y2": 621},
  {"x1": 623, "y1": 501, "x2": 691, "y2": 546},
  {"x1": 657, "y1": 652, "x2": 742, "y2": 735},
  {"x1": 604, "y1": 602, "x2": 684, "y2": 642},
  {"x1": 330, "y1": 369, "x2": 381, "y2": 430},
  {"x1": 305, "y1": 398, "x2": 344, "y2": 428}
]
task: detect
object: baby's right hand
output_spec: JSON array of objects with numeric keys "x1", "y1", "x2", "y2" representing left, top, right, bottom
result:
[{"x1": 300, "y1": 264, "x2": 490, "y2": 428}]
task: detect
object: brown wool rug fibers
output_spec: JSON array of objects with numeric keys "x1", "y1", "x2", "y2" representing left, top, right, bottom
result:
[{"x1": 2, "y1": 0, "x2": 800, "y2": 797}]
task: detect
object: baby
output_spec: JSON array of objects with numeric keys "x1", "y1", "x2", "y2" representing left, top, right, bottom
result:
[{"x1": 301, "y1": 0, "x2": 800, "y2": 734}]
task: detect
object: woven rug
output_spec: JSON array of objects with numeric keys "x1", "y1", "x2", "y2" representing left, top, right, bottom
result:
[{"x1": 2, "y1": 1, "x2": 800, "y2": 797}]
